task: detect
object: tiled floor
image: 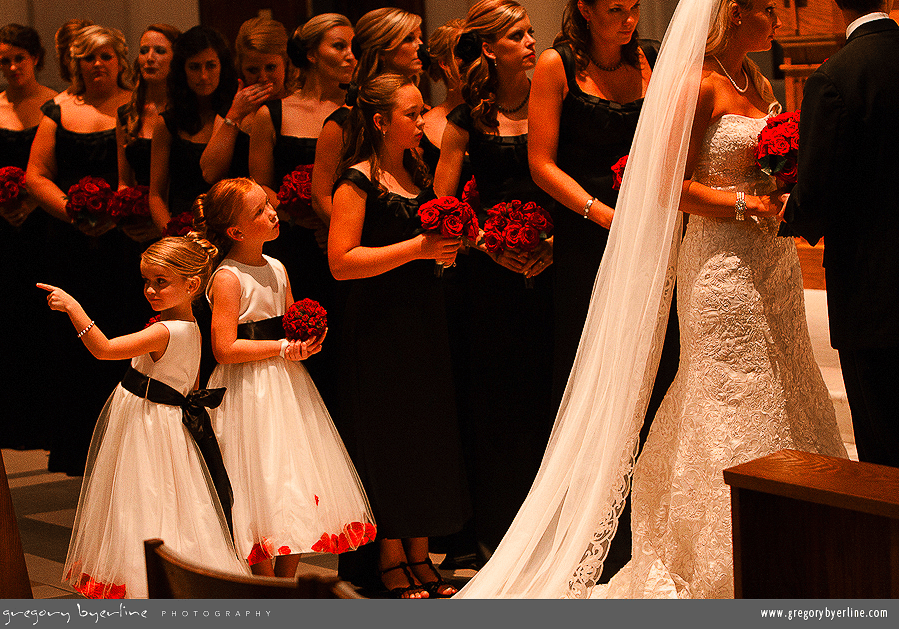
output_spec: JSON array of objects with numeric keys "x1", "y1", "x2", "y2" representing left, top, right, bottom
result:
[{"x1": 4, "y1": 289, "x2": 855, "y2": 599}]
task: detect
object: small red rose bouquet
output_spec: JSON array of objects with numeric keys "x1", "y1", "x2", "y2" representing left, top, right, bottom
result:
[
  {"x1": 108, "y1": 185, "x2": 150, "y2": 227},
  {"x1": 481, "y1": 200, "x2": 553, "y2": 287},
  {"x1": 417, "y1": 195, "x2": 479, "y2": 277},
  {"x1": 0, "y1": 166, "x2": 27, "y2": 209},
  {"x1": 65, "y1": 175, "x2": 114, "y2": 228},
  {"x1": 163, "y1": 211, "x2": 194, "y2": 237},
  {"x1": 275, "y1": 164, "x2": 315, "y2": 223},
  {"x1": 282, "y1": 298, "x2": 327, "y2": 342},
  {"x1": 756, "y1": 110, "x2": 799, "y2": 185},
  {"x1": 611, "y1": 154, "x2": 628, "y2": 190}
]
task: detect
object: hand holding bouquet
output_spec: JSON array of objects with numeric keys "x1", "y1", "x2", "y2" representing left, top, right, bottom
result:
[
  {"x1": 756, "y1": 110, "x2": 799, "y2": 185},
  {"x1": 417, "y1": 195, "x2": 479, "y2": 277}
]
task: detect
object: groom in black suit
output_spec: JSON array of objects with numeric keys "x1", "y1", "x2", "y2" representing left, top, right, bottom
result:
[{"x1": 782, "y1": 0, "x2": 898, "y2": 467}]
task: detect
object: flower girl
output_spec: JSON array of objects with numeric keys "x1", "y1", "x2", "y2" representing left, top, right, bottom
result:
[
  {"x1": 195, "y1": 177, "x2": 375, "y2": 577},
  {"x1": 39, "y1": 235, "x2": 247, "y2": 599}
]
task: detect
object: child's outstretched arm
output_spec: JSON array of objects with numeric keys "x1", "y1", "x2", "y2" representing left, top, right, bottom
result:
[
  {"x1": 37, "y1": 283, "x2": 170, "y2": 361},
  {"x1": 209, "y1": 270, "x2": 320, "y2": 364}
]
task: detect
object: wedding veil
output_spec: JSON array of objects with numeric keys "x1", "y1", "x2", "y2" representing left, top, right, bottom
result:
[{"x1": 455, "y1": 0, "x2": 718, "y2": 598}]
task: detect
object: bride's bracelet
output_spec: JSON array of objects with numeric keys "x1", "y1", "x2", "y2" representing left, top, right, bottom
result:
[
  {"x1": 582, "y1": 197, "x2": 596, "y2": 219},
  {"x1": 734, "y1": 192, "x2": 746, "y2": 221}
]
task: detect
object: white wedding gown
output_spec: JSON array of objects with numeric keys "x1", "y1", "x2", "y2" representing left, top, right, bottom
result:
[{"x1": 588, "y1": 110, "x2": 847, "y2": 599}]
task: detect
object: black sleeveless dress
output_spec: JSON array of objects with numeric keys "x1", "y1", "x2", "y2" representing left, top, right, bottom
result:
[
  {"x1": 550, "y1": 42, "x2": 680, "y2": 581},
  {"x1": 334, "y1": 168, "x2": 470, "y2": 539},
  {"x1": 445, "y1": 103, "x2": 554, "y2": 557},
  {"x1": 0, "y1": 125, "x2": 53, "y2": 449},
  {"x1": 261, "y1": 99, "x2": 340, "y2": 410},
  {"x1": 117, "y1": 104, "x2": 151, "y2": 186},
  {"x1": 161, "y1": 110, "x2": 210, "y2": 217},
  {"x1": 40, "y1": 100, "x2": 148, "y2": 474}
]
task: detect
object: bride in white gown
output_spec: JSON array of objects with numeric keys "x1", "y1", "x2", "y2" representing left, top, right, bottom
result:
[{"x1": 456, "y1": 0, "x2": 846, "y2": 599}]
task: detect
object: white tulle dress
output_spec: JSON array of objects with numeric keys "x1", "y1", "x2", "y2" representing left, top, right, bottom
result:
[
  {"x1": 63, "y1": 320, "x2": 248, "y2": 599},
  {"x1": 207, "y1": 256, "x2": 375, "y2": 565}
]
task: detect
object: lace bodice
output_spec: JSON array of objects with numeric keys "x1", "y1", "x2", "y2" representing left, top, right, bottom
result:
[{"x1": 692, "y1": 112, "x2": 774, "y2": 194}]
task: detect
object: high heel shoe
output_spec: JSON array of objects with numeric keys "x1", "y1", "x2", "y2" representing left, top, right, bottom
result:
[
  {"x1": 407, "y1": 558, "x2": 457, "y2": 598},
  {"x1": 379, "y1": 563, "x2": 429, "y2": 599}
]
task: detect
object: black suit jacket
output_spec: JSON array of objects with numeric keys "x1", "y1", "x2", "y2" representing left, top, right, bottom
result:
[{"x1": 783, "y1": 18, "x2": 898, "y2": 350}]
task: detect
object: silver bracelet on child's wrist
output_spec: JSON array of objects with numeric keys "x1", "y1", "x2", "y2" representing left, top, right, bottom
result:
[
  {"x1": 582, "y1": 197, "x2": 596, "y2": 219},
  {"x1": 77, "y1": 320, "x2": 95, "y2": 338},
  {"x1": 734, "y1": 191, "x2": 746, "y2": 221}
]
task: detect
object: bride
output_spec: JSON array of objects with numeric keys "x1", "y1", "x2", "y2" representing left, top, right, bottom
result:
[{"x1": 456, "y1": 0, "x2": 846, "y2": 599}]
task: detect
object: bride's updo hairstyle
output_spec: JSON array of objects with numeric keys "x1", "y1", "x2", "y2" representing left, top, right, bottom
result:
[
  {"x1": 455, "y1": 0, "x2": 527, "y2": 130},
  {"x1": 706, "y1": 0, "x2": 775, "y2": 105},
  {"x1": 192, "y1": 177, "x2": 256, "y2": 259},
  {"x1": 351, "y1": 7, "x2": 422, "y2": 86},
  {"x1": 288, "y1": 13, "x2": 353, "y2": 89},
  {"x1": 141, "y1": 235, "x2": 219, "y2": 299},
  {"x1": 554, "y1": 0, "x2": 641, "y2": 73},
  {"x1": 338, "y1": 73, "x2": 431, "y2": 193}
]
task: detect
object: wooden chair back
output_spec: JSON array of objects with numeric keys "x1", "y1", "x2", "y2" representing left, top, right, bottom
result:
[{"x1": 144, "y1": 539, "x2": 363, "y2": 599}]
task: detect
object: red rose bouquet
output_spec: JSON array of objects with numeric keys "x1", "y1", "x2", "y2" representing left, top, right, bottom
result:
[
  {"x1": 417, "y1": 195, "x2": 479, "y2": 277},
  {"x1": 0, "y1": 166, "x2": 27, "y2": 208},
  {"x1": 611, "y1": 154, "x2": 628, "y2": 190},
  {"x1": 163, "y1": 211, "x2": 194, "y2": 237},
  {"x1": 282, "y1": 298, "x2": 327, "y2": 342},
  {"x1": 481, "y1": 200, "x2": 553, "y2": 287},
  {"x1": 275, "y1": 164, "x2": 315, "y2": 223},
  {"x1": 756, "y1": 110, "x2": 799, "y2": 185},
  {"x1": 65, "y1": 176, "x2": 114, "y2": 227},
  {"x1": 108, "y1": 185, "x2": 150, "y2": 226}
]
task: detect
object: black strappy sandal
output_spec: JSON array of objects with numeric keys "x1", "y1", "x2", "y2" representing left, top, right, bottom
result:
[
  {"x1": 379, "y1": 563, "x2": 429, "y2": 599},
  {"x1": 407, "y1": 558, "x2": 457, "y2": 598}
]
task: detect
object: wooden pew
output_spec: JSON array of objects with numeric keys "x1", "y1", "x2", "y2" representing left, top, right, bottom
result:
[{"x1": 724, "y1": 449, "x2": 898, "y2": 598}]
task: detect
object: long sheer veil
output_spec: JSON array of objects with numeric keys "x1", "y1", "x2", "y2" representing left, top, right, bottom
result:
[{"x1": 455, "y1": 0, "x2": 717, "y2": 599}]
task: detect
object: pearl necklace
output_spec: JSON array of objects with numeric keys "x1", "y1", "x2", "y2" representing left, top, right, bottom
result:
[{"x1": 713, "y1": 56, "x2": 749, "y2": 93}]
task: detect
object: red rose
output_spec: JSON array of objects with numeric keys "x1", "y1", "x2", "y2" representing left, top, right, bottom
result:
[
  {"x1": 418, "y1": 205, "x2": 441, "y2": 230},
  {"x1": 482, "y1": 231, "x2": 504, "y2": 253},
  {"x1": 283, "y1": 298, "x2": 327, "y2": 341},
  {"x1": 462, "y1": 176, "x2": 480, "y2": 211},
  {"x1": 528, "y1": 210, "x2": 548, "y2": 232},
  {"x1": 611, "y1": 154, "x2": 628, "y2": 190},
  {"x1": 441, "y1": 214, "x2": 464, "y2": 237},
  {"x1": 779, "y1": 160, "x2": 797, "y2": 184},
  {"x1": 82, "y1": 181, "x2": 101, "y2": 195},
  {"x1": 508, "y1": 210, "x2": 525, "y2": 224},
  {"x1": 503, "y1": 224, "x2": 521, "y2": 249},
  {"x1": 518, "y1": 225, "x2": 540, "y2": 250}
]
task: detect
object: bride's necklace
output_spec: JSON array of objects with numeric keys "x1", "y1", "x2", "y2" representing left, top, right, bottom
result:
[
  {"x1": 713, "y1": 56, "x2": 749, "y2": 93},
  {"x1": 497, "y1": 80, "x2": 530, "y2": 114},
  {"x1": 589, "y1": 51, "x2": 624, "y2": 73}
]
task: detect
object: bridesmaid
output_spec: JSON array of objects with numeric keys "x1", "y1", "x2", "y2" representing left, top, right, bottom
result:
[
  {"x1": 199, "y1": 17, "x2": 286, "y2": 185},
  {"x1": 311, "y1": 7, "x2": 424, "y2": 224},
  {"x1": 26, "y1": 25, "x2": 143, "y2": 474},
  {"x1": 148, "y1": 25, "x2": 240, "y2": 231},
  {"x1": 52, "y1": 19, "x2": 93, "y2": 104},
  {"x1": 420, "y1": 18, "x2": 464, "y2": 173},
  {"x1": 330, "y1": 74, "x2": 469, "y2": 598},
  {"x1": 250, "y1": 13, "x2": 355, "y2": 411},
  {"x1": 434, "y1": 0, "x2": 554, "y2": 564},
  {"x1": 527, "y1": 0, "x2": 675, "y2": 580},
  {"x1": 116, "y1": 24, "x2": 180, "y2": 190},
  {"x1": 0, "y1": 24, "x2": 57, "y2": 449}
]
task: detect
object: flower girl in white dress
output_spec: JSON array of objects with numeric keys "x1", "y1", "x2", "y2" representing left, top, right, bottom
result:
[
  {"x1": 40, "y1": 236, "x2": 248, "y2": 599},
  {"x1": 196, "y1": 177, "x2": 375, "y2": 578}
]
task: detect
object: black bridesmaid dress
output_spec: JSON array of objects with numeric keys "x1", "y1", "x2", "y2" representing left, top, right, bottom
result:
[
  {"x1": 261, "y1": 99, "x2": 339, "y2": 410},
  {"x1": 549, "y1": 42, "x2": 678, "y2": 580},
  {"x1": 334, "y1": 168, "x2": 471, "y2": 540},
  {"x1": 117, "y1": 104, "x2": 151, "y2": 186},
  {"x1": 0, "y1": 125, "x2": 53, "y2": 449},
  {"x1": 39, "y1": 100, "x2": 148, "y2": 474},
  {"x1": 445, "y1": 103, "x2": 554, "y2": 559}
]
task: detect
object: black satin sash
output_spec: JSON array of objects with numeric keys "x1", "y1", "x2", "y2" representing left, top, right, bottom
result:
[
  {"x1": 236, "y1": 315, "x2": 283, "y2": 340},
  {"x1": 120, "y1": 366, "x2": 233, "y2": 533}
]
